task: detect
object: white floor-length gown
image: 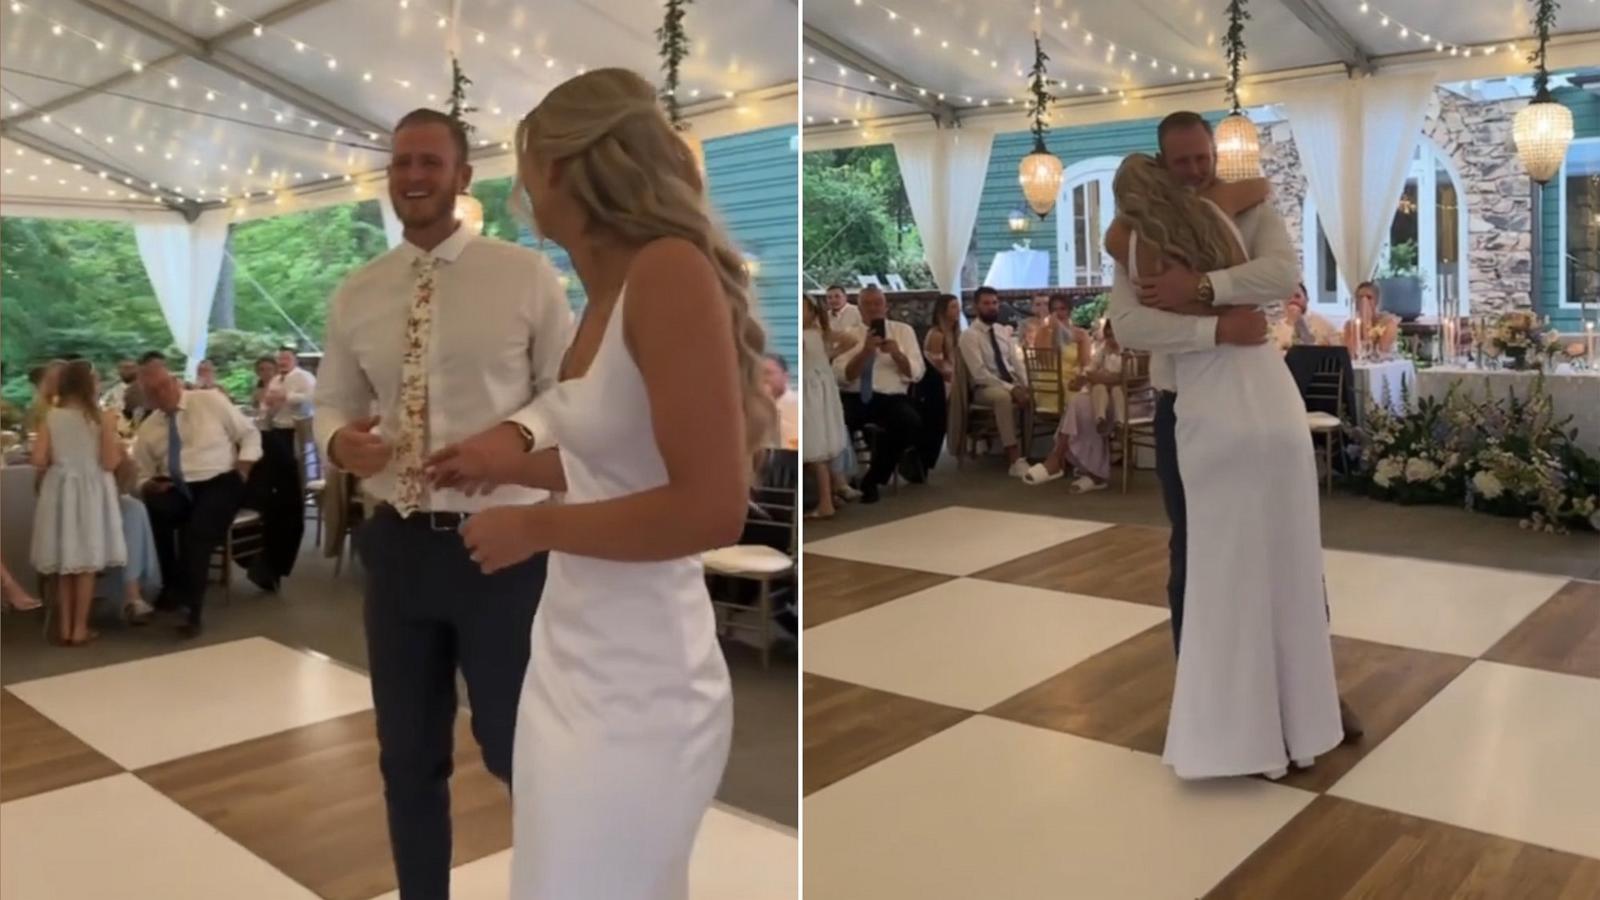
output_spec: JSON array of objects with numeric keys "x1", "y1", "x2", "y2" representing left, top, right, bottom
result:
[
  {"x1": 1142, "y1": 201, "x2": 1343, "y2": 780},
  {"x1": 509, "y1": 287, "x2": 734, "y2": 898}
]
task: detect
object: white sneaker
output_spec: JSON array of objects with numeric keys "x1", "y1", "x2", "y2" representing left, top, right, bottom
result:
[
  {"x1": 1069, "y1": 475, "x2": 1107, "y2": 494},
  {"x1": 1008, "y1": 459, "x2": 1032, "y2": 478}
]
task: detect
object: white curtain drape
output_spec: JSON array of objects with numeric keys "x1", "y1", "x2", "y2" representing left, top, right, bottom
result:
[
  {"x1": 377, "y1": 191, "x2": 406, "y2": 248},
  {"x1": 893, "y1": 129, "x2": 995, "y2": 294},
  {"x1": 133, "y1": 209, "x2": 230, "y2": 378},
  {"x1": 1283, "y1": 72, "x2": 1436, "y2": 297}
]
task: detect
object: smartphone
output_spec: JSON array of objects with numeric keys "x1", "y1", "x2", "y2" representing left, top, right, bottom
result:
[{"x1": 869, "y1": 319, "x2": 887, "y2": 340}]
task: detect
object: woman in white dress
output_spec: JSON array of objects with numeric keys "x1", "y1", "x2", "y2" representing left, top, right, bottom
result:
[
  {"x1": 1110, "y1": 154, "x2": 1342, "y2": 780},
  {"x1": 31, "y1": 360, "x2": 127, "y2": 645},
  {"x1": 428, "y1": 68, "x2": 775, "y2": 899},
  {"x1": 803, "y1": 296, "x2": 850, "y2": 519}
]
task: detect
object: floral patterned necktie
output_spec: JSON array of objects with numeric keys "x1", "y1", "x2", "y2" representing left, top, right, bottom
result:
[{"x1": 392, "y1": 255, "x2": 439, "y2": 517}]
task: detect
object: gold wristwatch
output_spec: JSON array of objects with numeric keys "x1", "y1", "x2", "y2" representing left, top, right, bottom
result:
[
  {"x1": 1196, "y1": 273, "x2": 1216, "y2": 304},
  {"x1": 511, "y1": 422, "x2": 536, "y2": 452}
]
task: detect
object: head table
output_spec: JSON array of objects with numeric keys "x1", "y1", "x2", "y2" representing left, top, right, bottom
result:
[{"x1": 1412, "y1": 366, "x2": 1600, "y2": 458}]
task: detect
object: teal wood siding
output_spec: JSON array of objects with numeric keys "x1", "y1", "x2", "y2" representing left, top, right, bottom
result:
[
  {"x1": 973, "y1": 111, "x2": 1223, "y2": 287},
  {"x1": 520, "y1": 125, "x2": 799, "y2": 372},
  {"x1": 1536, "y1": 88, "x2": 1600, "y2": 330}
]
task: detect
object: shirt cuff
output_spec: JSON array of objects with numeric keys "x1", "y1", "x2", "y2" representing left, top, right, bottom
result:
[
  {"x1": 505, "y1": 406, "x2": 554, "y2": 452},
  {"x1": 1195, "y1": 316, "x2": 1219, "y2": 349},
  {"x1": 1206, "y1": 268, "x2": 1237, "y2": 305}
]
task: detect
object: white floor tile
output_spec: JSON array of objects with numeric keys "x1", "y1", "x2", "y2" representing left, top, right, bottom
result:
[
  {"x1": 0, "y1": 774, "x2": 321, "y2": 900},
  {"x1": 7, "y1": 637, "x2": 373, "y2": 769},
  {"x1": 803, "y1": 578, "x2": 1167, "y2": 710},
  {"x1": 363, "y1": 808, "x2": 795, "y2": 900},
  {"x1": 804, "y1": 716, "x2": 1314, "y2": 900},
  {"x1": 805, "y1": 506, "x2": 1110, "y2": 576},
  {"x1": 1323, "y1": 550, "x2": 1563, "y2": 657},
  {"x1": 1330, "y1": 660, "x2": 1600, "y2": 860}
]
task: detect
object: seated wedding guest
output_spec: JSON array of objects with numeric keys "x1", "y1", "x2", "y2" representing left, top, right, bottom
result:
[
  {"x1": 958, "y1": 286, "x2": 1032, "y2": 478},
  {"x1": 0, "y1": 561, "x2": 43, "y2": 612},
  {"x1": 132, "y1": 353, "x2": 260, "y2": 638},
  {"x1": 825, "y1": 283, "x2": 863, "y2": 332},
  {"x1": 1275, "y1": 283, "x2": 1339, "y2": 350},
  {"x1": 193, "y1": 359, "x2": 224, "y2": 392},
  {"x1": 1024, "y1": 321, "x2": 1125, "y2": 493},
  {"x1": 100, "y1": 359, "x2": 145, "y2": 421},
  {"x1": 1344, "y1": 280, "x2": 1400, "y2": 355},
  {"x1": 834, "y1": 285, "x2": 925, "y2": 502},
  {"x1": 1021, "y1": 292, "x2": 1054, "y2": 348},
  {"x1": 1029, "y1": 295, "x2": 1094, "y2": 420},
  {"x1": 764, "y1": 354, "x2": 799, "y2": 450},
  {"x1": 97, "y1": 458, "x2": 160, "y2": 625},
  {"x1": 31, "y1": 360, "x2": 126, "y2": 645}
]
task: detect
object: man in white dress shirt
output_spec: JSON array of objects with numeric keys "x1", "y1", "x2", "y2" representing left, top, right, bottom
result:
[
  {"x1": 825, "y1": 283, "x2": 863, "y2": 331},
  {"x1": 133, "y1": 352, "x2": 261, "y2": 638},
  {"x1": 959, "y1": 286, "x2": 1033, "y2": 478},
  {"x1": 313, "y1": 108, "x2": 573, "y2": 899},
  {"x1": 248, "y1": 347, "x2": 318, "y2": 591},
  {"x1": 1108, "y1": 112, "x2": 1361, "y2": 739},
  {"x1": 833, "y1": 285, "x2": 925, "y2": 502},
  {"x1": 764, "y1": 353, "x2": 799, "y2": 449}
]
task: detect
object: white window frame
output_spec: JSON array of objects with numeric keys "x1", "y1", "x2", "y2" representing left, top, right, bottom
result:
[
  {"x1": 1055, "y1": 156, "x2": 1120, "y2": 288},
  {"x1": 1557, "y1": 136, "x2": 1600, "y2": 309},
  {"x1": 1302, "y1": 137, "x2": 1470, "y2": 320}
]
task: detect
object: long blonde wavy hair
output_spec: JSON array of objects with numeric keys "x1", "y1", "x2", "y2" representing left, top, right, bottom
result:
[
  {"x1": 1113, "y1": 153, "x2": 1242, "y2": 275},
  {"x1": 516, "y1": 68, "x2": 776, "y2": 462}
]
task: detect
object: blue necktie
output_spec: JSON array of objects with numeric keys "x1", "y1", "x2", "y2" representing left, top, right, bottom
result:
[
  {"x1": 990, "y1": 327, "x2": 1013, "y2": 383},
  {"x1": 166, "y1": 412, "x2": 191, "y2": 499},
  {"x1": 859, "y1": 348, "x2": 876, "y2": 404}
]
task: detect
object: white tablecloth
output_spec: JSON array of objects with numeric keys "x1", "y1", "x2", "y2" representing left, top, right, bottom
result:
[
  {"x1": 1414, "y1": 367, "x2": 1600, "y2": 458},
  {"x1": 1354, "y1": 359, "x2": 1418, "y2": 417},
  {"x1": 984, "y1": 249, "x2": 1051, "y2": 290}
]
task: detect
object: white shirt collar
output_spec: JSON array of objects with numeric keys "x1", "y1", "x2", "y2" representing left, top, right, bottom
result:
[{"x1": 401, "y1": 222, "x2": 474, "y2": 264}]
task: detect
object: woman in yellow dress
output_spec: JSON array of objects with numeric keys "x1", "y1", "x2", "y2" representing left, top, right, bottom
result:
[{"x1": 1027, "y1": 295, "x2": 1092, "y2": 418}]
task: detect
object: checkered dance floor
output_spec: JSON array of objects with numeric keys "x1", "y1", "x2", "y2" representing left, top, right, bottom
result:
[
  {"x1": 1, "y1": 637, "x2": 796, "y2": 900},
  {"x1": 803, "y1": 506, "x2": 1600, "y2": 899}
]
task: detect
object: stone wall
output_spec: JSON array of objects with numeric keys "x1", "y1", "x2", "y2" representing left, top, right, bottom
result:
[{"x1": 1255, "y1": 86, "x2": 1535, "y2": 317}]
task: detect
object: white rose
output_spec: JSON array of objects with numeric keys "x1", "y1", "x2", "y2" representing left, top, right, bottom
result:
[
  {"x1": 1405, "y1": 457, "x2": 1440, "y2": 483},
  {"x1": 1374, "y1": 457, "x2": 1403, "y2": 488},
  {"x1": 1472, "y1": 471, "x2": 1504, "y2": 500}
]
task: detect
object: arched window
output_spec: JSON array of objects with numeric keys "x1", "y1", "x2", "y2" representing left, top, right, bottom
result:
[
  {"x1": 1303, "y1": 138, "x2": 1470, "y2": 318},
  {"x1": 1055, "y1": 157, "x2": 1120, "y2": 287},
  {"x1": 1557, "y1": 138, "x2": 1600, "y2": 309}
]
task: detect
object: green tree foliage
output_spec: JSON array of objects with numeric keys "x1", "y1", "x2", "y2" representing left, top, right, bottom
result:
[{"x1": 803, "y1": 146, "x2": 934, "y2": 291}]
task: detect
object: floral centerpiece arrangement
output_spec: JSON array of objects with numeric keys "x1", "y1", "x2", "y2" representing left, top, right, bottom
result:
[
  {"x1": 1350, "y1": 376, "x2": 1600, "y2": 534},
  {"x1": 1486, "y1": 310, "x2": 1562, "y2": 370}
]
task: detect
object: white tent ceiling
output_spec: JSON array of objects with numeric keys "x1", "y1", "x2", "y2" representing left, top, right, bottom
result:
[
  {"x1": 802, "y1": 0, "x2": 1600, "y2": 145},
  {"x1": 0, "y1": 0, "x2": 798, "y2": 220}
]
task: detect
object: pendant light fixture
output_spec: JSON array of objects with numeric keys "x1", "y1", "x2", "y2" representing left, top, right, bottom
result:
[
  {"x1": 1215, "y1": 0, "x2": 1262, "y2": 181},
  {"x1": 1513, "y1": 0, "x2": 1574, "y2": 184}
]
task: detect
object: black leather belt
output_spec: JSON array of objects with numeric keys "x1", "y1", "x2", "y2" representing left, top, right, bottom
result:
[{"x1": 376, "y1": 503, "x2": 468, "y2": 531}]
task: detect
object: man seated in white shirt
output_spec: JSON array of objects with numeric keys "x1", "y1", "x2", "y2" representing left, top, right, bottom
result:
[
  {"x1": 763, "y1": 354, "x2": 799, "y2": 449},
  {"x1": 133, "y1": 352, "x2": 262, "y2": 638},
  {"x1": 247, "y1": 346, "x2": 319, "y2": 591},
  {"x1": 825, "y1": 284, "x2": 863, "y2": 332},
  {"x1": 833, "y1": 285, "x2": 925, "y2": 502},
  {"x1": 959, "y1": 287, "x2": 1033, "y2": 478}
]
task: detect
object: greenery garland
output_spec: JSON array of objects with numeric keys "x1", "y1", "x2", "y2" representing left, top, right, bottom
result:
[
  {"x1": 1527, "y1": 0, "x2": 1561, "y2": 100},
  {"x1": 448, "y1": 56, "x2": 477, "y2": 134},
  {"x1": 1027, "y1": 34, "x2": 1053, "y2": 153},
  {"x1": 1223, "y1": 0, "x2": 1250, "y2": 114},
  {"x1": 656, "y1": 0, "x2": 693, "y2": 129}
]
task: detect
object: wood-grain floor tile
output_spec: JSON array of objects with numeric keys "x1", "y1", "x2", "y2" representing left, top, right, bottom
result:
[
  {"x1": 0, "y1": 689, "x2": 124, "y2": 802},
  {"x1": 973, "y1": 524, "x2": 1171, "y2": 607},
  {"x1": 1483, "y1": 580, "x2": 1600, "y2": 679},
  {"x1": 989, "y1": 632, "x2": 1471, "y2": 792},
  {"x1": 803, "y1": 554, "x2": 952, "y2": 629},
  {"x1": 137, "y1": 709, "x2": 510, "y2": 900},
  {"x1": 1205, "y1": 795, "x2": 1600, "y2": 900},
  {"x1": 803, "y1": 673, "x2": 970, "y2": 796}
]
